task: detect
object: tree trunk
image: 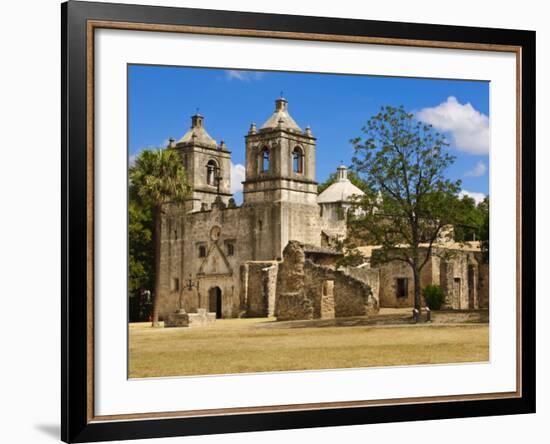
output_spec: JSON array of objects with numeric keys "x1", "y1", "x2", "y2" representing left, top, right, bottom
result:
[
  {"x1": 413, "y1": 259, "x2": 422, "y2": 311},
  {"x1": 151, "y1": 207, "x2": 162, "y2": 327},
  {"x1": 410, "y1": 224, "x2": 422, "y2": 312}
]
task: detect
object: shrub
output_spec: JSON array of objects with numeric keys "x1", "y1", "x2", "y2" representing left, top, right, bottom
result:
[{"x1": 423, "y1": 284, "x2": 445, "y2": 310}]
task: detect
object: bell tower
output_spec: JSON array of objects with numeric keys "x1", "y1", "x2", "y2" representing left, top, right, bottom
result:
[
  {"x1": 173, "y1": 113, "x2": 232, "y2": 212},
  {"x1": 243, "y1": 97, "x2": 317, "y2": 203},
  {"x1": 243, "y1": 98, "x2": 320, "y2": 259}
]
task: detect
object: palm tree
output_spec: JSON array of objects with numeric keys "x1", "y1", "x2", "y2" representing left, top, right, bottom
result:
[{"x1": 129, "y1": 148, "x2": 190, "y2": 327}]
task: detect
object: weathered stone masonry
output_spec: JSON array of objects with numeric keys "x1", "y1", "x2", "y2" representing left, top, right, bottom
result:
[{"x1": 275, "y1": 242, "x2": 377, "y2": 321}]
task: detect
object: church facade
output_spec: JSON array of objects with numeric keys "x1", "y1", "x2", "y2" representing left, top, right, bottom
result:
[
  {"x1": 157, "y1": 98, "x2": 331, "y2": 320},
  {"x1": 156, "y1": 98, "x2": 487, "y2": 322}
]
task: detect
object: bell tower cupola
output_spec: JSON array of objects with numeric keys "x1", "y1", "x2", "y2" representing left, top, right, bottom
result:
[
  {"x1": 173, "y1": 112, "x2": 232, "y2": 212},
  {"x1": 243, "y1": 97, "x2": 317, "y2": 203}
]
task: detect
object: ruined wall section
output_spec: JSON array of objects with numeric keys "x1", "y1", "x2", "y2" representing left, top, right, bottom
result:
[
  {"x1": 275, "y1": 241, "x2": 376, "y2": 321},
  {"x1": 344, "y1": 265, "x2": 380, "y2": 307},
  {"x1": 275, "y1": 241, "x2": 310, "y2": 320},
  {"x1": 240, "y1": 261, "x2": 279, "y2": 317},
  {"x1": 304, "y1": 260, "x2": 377, "y2": 318}
]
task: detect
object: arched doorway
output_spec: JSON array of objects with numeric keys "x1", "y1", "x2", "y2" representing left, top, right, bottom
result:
[{"x1": 208, "y1": 286, "x2": 222, "y2": 319}]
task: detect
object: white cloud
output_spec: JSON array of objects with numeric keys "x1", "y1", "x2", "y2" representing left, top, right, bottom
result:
[
  {"x1": 459, "y1": 190, "x2": 486, "y2": 204},
  {"x1": 465, "y1": 160, "x2": 487, "y2": 177},
  {"x1": 417, "y1": 96, "x2": 489, "y2": 155},
  {"x1": 230, "y1": 162, "x2": 246, "y2": 194},
  {"x1": 225, "y1": 70, "x2": 265, "y2": 82}
]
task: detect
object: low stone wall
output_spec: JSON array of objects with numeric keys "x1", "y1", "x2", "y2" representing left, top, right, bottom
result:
[
  {"x1": 164, "y1": 308, "x2": 216, "y2": 328},
  {"x1": 275, "y1": 292, "x2": 314, "y2": 321}
]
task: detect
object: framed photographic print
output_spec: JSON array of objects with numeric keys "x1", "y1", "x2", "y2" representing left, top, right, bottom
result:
[{"x1": 61, "y1": 1, "x2": 536, "y2": 442}]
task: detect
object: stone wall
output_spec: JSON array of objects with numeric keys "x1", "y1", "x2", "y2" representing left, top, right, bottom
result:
[
  {"x1": 344, "y1": 265, "x2": 380, "y2": 307},
  {"x1": 319, "y1": 204, "x2": 350, "y2": 248},
  {"x1": 478, "y1": 261, "x2": 490, "y2": 309},
  {"x1": 275, "y1": 241, "x2": 376, "y2": 320},
  {"x1": 320, "y1": 280, "x2": 336, "y2": 319},
  {"x1": 376, "y1": 259, "x2": 416, "y2": 308},
  {"x1": 373, "y1": 247, "x2": 483, "y2": 310},
  {"x1": 157, "y1": 202, "x2": 252, "y2": 320},
  {"x1": 303, "y1": 250, "x2": 341, "y2": 267},
  {"x1": 274, "y1": 241, "x2": 309, "y2": 320},
  {"x1": 439, "y1": 251, "x2": 479, "y2": 310},
  {"x1": 157, "y1": 196, "x2": 322, "y2": 320},
  {"x1": 304, "y1": 261, "x2": 376, "y2": 318},
  {"x1": 196, "y1": 275, "x2": 236, "y2": 318},
  {"x1": 179, "y1": 288, "x2": 200, "y2": 313},
  {"x1": 276, "y1": 292, "x2": 314, "y2": 321},
  {"x1": 280, "y1": 201, "x2": 322, "y2": 253},
  {"x1": 241, "y1": 261, "x2": 278, "y2": 317}
]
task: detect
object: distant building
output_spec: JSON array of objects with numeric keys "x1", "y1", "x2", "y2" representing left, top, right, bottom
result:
[{"x1": 361, "y1": 242, "x2": 488, "y2": 310}]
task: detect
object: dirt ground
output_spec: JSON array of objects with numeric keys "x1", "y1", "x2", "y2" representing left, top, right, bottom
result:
[{"x1": 129, "y1": 310, "x2": 489, "y2": 378}]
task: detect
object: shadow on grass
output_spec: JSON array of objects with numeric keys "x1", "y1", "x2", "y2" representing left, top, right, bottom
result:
[{"x1": 255, "y1": 310, "x2": 489, "y2": 330}]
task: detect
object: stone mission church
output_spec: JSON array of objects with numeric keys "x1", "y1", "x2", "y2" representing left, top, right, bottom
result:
[{"x1": 157, "y1": 98, "x2": 488, "y2": 323}]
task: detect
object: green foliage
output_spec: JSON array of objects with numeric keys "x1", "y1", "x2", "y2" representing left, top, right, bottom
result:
[
  {"x1": 478, "y1": 196, "x2": 489, "y2": 261},
  {"x1": 128, "y1": 199, "x2": 154, "y2": 294},
  {"x1": 129, "y1": 148, "x2": 190, "y2": 326},
  {"x1": 128, "y1": 199, "x2": 154, "y2": 321},
  {"x1": 423, "y1": 284, "x2": 445, "y2": 310},
  {"x1": 129, "y1": 291, "x2": 153, "y2": 323},
  {"x1": 346, "y1": 105, "x2": 463, "y2": 309},
  {"x1": 129, "y1": 148, "x2": 190, "y2": 210},
  {"x1": 318, "y1": 169, "x2": 370, "y2": 194},
  {"x1": 454, "y1": 195, "x2": 489, "y2": 243},
  {"x1": 348, "y1": 105, "x2": 462, "y2": 257}
]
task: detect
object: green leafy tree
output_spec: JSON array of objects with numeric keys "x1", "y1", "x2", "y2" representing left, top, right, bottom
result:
[
  {"x1": 129, "y1": 148, "x2": 190, "y2": 327},
  {"x1": 478, "y1": 196, "x2": 489, "y2": 261},
  {"x1": 318, "y1": 169, "x2": 370, "y2": 194},
  {"x1": 453, "y1": 195, "x2": 481, "y2": 242},
  {"x1": 453, "y1": 195, "x2": 490, "y2": 244},
  {"x1": 128, "y1": 199, "x2": 154, "y2": 321},
  {"x1": 348, "y1": 105, "x2": 463, "y2": 311}
]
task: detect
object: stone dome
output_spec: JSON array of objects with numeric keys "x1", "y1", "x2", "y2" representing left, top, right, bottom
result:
[
  {"x1": 317, "y1": 165, "x2": 364, "y2": 204},
  {"x1": 177, "y1": 113, "x2": 218, "y2": 148},
  {"x1": 260, "y1": 97, "x2": 302, "y2": 132}
]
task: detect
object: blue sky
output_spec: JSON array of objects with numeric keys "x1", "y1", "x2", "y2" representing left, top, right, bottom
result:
[{"x1": 128, "y1": 65, "x2": 489, "y2": 204}]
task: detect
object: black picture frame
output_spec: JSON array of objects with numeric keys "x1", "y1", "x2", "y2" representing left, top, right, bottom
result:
[{"x1": 61, "y1": 1, "x2": 536, "y2": 442}]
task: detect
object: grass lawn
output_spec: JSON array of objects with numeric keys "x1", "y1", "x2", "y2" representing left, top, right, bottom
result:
[{"x1": 128, "y1": 317, "x2": 489, "y2": 378}]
